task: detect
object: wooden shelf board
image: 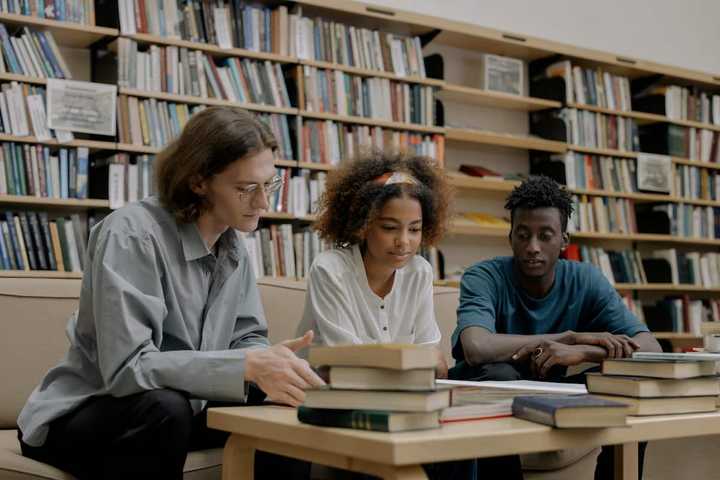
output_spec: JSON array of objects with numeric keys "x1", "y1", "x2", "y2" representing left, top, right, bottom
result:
[
  {"x1": 445, "y1": 128, "x2": 566, "y2": 153},
  {"x1": 570, "y1": 231, "x2": 720, "y2": 246},
  {"x1": 446, "y1": 172, "x2": 519, "y2": 192},
  {"x1": 297, "y1": 162, "x2": 335, "y2": 171},
  {"x1": 124, "y1": 33, "x2": 296, "y2": 63},
  {"x1": 570, "y1": 188, "x2": 676, "y2": 203},
  {"x1": 0, "y1": 72, "x2": 47, "y2": 85},
  {"x1": 652, "y1": 332, "x2": 702, "y2": 340},
  {"x1": 118, "y1": 88, "x2": 299, "y2": 115},
  {"x1": 300, "y1": 111, "x2": 445, "y2": 133},
  {"x1": 115, "y1": 143, "x2": 160, "y2": 154},
  {"x1": 261, "y1": 212, "x2": 316, "y2": 221},
  {"x1": 0, "y1": 270, "x2": 82, "y2": 279},
  {"x1": 569, "y1": 103, "x2": 720, "y2": 133},
  {"x1": 672, "y1": 157, "x2": 720, "y2": 171},
  {"x1": 299, "y1": 59, "x2": 444, "y2": 86},
  {"x1": 614, "y1": 283, "x2": 720, "y2": 293},
  {"x1": 0, "y1": 134, "x2": 116, "y2": 151},
  {"x1": 0, "y1": 195, "x2": 109, "y2": 208},
  {"x1": 568, "y1": 145, "x2": 639, "y2": 159},
  {"x1": 440, "y1": 84, "x2": 561, "y2": 111},
  {"x1": 274, "y1": 159, "x2": 298, "y2": 168},
  {"x1": 448, "y1": 222, "x2": 510, "y2": 237},
  {"x1": 0, "y1": 12, "x2": 118, "y2": 47}
]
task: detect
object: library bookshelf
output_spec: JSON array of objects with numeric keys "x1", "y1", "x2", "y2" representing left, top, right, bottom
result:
[{"x1": 0, "y1": 0, "x2": 718, "y2": 345}]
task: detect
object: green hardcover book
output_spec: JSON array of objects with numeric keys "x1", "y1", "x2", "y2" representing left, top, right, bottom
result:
[
  {"x1": 297, "y1": 406, "x2": 439, "y2": 432},
  {"x1": 55, "y1": 217, "x2": 72, "y2": 272}
]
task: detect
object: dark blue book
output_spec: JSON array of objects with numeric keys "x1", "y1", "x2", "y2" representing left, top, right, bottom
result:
[{"x1": 512, "y1": 394, "x2": 629, "y2": 428}]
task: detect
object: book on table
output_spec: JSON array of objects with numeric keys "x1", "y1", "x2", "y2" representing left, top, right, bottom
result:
[
  {"x1": 297, "y1": 406, "x2": 440, "y2": 432},
  {"x1": 308, "y1": 344, "x2": 437, "y2": 370},
  {"x1": 591, "y1": 394, "x2": 718, "y2": 416},
  {"x1": 632, "y1": 351, "x2": 720, "y2": 362},
  {"x1": 512, "y1": 394, "x2": 630, "y2": 428},
  {"x1": 303, "y1": 385, "x2": 451, "y2": 412},
  {"x1": 586, "y1": 372, "x2": 720, "y2": 398},
  {"x1": 328, "y1": 366, "x2": 436, "y2": 391},
  {"x1": 602, "y1": 358, "x2": 716, "y2": 379}
]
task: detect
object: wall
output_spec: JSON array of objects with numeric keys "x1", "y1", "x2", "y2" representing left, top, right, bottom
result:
[{"x1": 363, "y1": 0, "x2": 720, "y2": 75}]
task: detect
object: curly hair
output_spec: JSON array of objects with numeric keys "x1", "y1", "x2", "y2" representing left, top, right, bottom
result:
[
  {"x1": 314, "y1": 152, "x2": 451, "y2": 247},
  {"x1": 505, "y1": 175, "x2": 574, "y2": 232}
]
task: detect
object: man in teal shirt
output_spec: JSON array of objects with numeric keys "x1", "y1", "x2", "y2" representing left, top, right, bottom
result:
[{"x1": 450, "y1": 176, "x2": 661, "y2": 478}]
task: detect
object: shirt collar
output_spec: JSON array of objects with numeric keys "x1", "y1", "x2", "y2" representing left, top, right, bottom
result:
[{"x1": 179, "y1": 223, "x2": 243, "y2": 263}]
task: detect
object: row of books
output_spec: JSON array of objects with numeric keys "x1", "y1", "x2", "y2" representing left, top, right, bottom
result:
[
  {"x1": 570, "y1": 195, "x2": 636, "y2": 234},
  {"x1": 651, "y1": 203, "x2": 720, "y2": 239},
  {"x1": 117, "y1": 39, "x2": 292, "y2": 108},
  {"x1": 0, "y1": 0, "x2": 94, "y2": 25},
  {"x1": 642, "y1": 297, "x2": 719, "y2": 335},
  {"x1": 0, "y1": 142, "x2": 89, "y2": 199},
  {"x1": 116, "y1": 95, "x2": 204, "y2": 148},
  {"x1": 0, "y1": 81, "x2": 73, "y2": 142},
  {"x1": 0, "y1": 23, "x2": 72, "y2": 79},
  {"x1": 243, "y1": 225, "x2": 328, "y2": 280},
  {"x1": 268, "y1": 168, "x2": 326, "y2": 217},
  {"x1": 537, "y1": 60, "x2": 631, "y2": 110},
  {"x1": 116, "y1": 2, "x2": 428, "y2": 80},
  {"x1": 651, "y1": 247, "x2": 720, "y2": 287},
  {"x1": 569, "y1": 245, "x2": 646, "y2": 285},
  {"x1": 117, "y1": 1, "x2": 293, "y2": 55},
  {"x1": 302, "y1": 66, "x2": 436, "y2": 126},
  {"x1": 88, "y1": 153, "x2": 155, "y2": 209},
  {"x1": 634, "y1": 83, "x2": 720, "y2": 125},
  {"x1": 0, "y1": 210, "x2": 86, "y2": 272},
  {"x1": 675, "y1": 164, "x2": 720, "y2": 202},
  {"x1": 561, "y1": 109, "x2": 639, "y2": 151},
  {"x1": 640, "y1": 124, "x2": 720, "y2": 164},
  {"x1": 301, "y1": 120, "x2": 444, "y2": 165},
  {"x1": 559, "y1": 152, "x2": 639, "y2": 193}
]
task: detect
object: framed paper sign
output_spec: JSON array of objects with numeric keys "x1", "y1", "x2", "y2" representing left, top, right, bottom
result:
[
  {"x1": 47, "y1": 79, "x2": 117, "y2": 136},
  {"x1": 636, "y1": 153, "x2": 672, "y2": 193}
]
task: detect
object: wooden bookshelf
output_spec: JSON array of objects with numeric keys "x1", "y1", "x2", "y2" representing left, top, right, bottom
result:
[
  {"x1": 297, "y1": 162, "x2": 335, "y2": 171},
  {"x1": 118, "y1": 88, "x2": 300, "y2": 116},
  {"x1": 569, "y1": 188, "x2": 675, "y2": 203},
  {"x1": 0, "y1": 195, "x2": 110, "y2": 209},
  {"x1": 114, "y1": 143, "x2": 159, "y2": 154},
  {"x1": 0, "y1": 72, "x2": 47, "y2": 85},
  {"x1": 300, "y1": 110, "x2": 445, "y2": 134},
  {"x1": 652, "y1": 332, "x2": 701, "y2": 340},
  {"x1": 0, "y1": 12, "x2": 118, "y2": 47},
  {"x1": 440, "y1": 84, "x2": 562, "y2": 111},
  {"x1": 123, "y1": 33, "x2": 296, "y2": 63},
  {"x1": 261, "y1": 212, "x2": 316, "y2": 221},
  {"x1": 569, "y1": 102, "x2": 720, "y2": 133},
  {"x1": 445, "y1": 173, "x2": 519, "y2": 192},
  {"x1": 299, "y1": 59, "x2": 444, "y2": 86},
  {"x1": 568, "y1": 145, "x2": 639, "y2": 159},
  {"x1": 672, "y1": 157, "x2": 720, "y2": 171},
  {"x1": 448, "y1": 222, "x2": 510, "y2": 237},
  {"x1": 0, "y1": 270, "x2": 82, "y2": 279},
  {"x1": 445, "y1": 128, "x2": 567, "y2": 153},
  {"x1": 615, "y1": 283, "x2": 720, "y2": 293},
  {"x1": 0, "y1": 133, "x2": 116, "y2": 151}
]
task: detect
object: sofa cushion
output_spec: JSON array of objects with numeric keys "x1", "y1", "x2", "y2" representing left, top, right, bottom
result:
[
  {"x1": 0, "y1": 278, "x2": 81, "y2": 429},
  {"x1": 0, "y1": 429, "x2": 222, "y2": 480}
]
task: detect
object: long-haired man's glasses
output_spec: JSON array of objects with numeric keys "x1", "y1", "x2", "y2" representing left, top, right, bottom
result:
[{"x1": 237, "y1": 175, "x2": 284, "y2": 199}]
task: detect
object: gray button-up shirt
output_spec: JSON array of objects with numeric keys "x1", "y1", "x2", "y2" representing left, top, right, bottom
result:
[{"x1": 18, "y1": 197, "x2": 270, "y2": 446}]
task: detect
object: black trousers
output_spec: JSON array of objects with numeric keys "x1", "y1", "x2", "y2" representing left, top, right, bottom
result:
[
  {"x1": 19, "y1": 388, "x2": 310, "y2": 480},
  {"x1": 449, "y1": 361, "x2": 648, "y2": 480}
]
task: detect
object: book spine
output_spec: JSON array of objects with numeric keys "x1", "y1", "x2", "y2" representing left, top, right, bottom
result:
[
  {"x1": 511, "y1": 400, "x2": 557, "y2": 427},
  {"x1": 297, "y1": 406, "x2": 392, "y2": 432}
]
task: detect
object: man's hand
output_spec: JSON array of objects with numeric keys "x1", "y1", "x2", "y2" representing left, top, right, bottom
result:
[
  {"x1": 567, "y1": 332, "x2": 640, "y2": 358},
  {"x1": 434, "y1": 347, "x2": 448, "y2": 379},
  {"x1": 518, "y1": 341, "x2": 590, "y2": 379},
  {"x1": 245, "y1": 330, "x2": 326, "y2": 407}
]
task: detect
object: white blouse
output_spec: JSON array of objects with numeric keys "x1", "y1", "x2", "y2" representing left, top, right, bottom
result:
[{"x1": 297, "y1": 244, "x2": 441, "y2": 347}]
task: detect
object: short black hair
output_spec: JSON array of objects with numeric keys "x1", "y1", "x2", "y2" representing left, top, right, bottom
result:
[{"x1": 504, "y1": 175, "x2": 574, "y2": 232}]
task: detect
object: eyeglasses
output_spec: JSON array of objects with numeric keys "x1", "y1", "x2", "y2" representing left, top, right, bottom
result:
[{"x1": 237, "y1": 175, "x2": 284, "y2": 200}]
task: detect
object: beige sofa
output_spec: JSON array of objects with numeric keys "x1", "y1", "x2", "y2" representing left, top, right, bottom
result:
[{"x1": 0, "y1": 276, "x2": 716, "y2": 480}]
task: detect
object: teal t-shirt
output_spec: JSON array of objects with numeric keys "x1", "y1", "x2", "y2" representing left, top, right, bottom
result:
[{"x1": 451, "y1": 256, "x2": 649, "y2": 361}]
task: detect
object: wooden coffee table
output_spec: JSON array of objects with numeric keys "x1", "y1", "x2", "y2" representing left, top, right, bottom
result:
[{"x1": 207, "y1": 405, "x2": 720, "y2": 480}]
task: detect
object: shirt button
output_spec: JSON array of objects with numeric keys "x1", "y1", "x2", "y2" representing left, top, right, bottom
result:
[
  {"x1": 383, "y1": 326, "x2": 388, "y2": 331},
  {"x1": 380, "y1": 305, "x2": 384, "y2": 309}
]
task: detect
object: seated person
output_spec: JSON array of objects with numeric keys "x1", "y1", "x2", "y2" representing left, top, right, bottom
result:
[
  {"x1": 450, "y1": 175, "x2": 662, "y2": 478},
  {"x1": 17, "y1": 106, "x2": 324, "y2": 480},
  {"x1": 298, "y1": 152, "x2": 521, "y2": 480}
]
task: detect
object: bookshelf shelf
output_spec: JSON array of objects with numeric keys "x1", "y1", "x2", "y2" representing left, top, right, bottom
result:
[
  {"x1": 672, "y1": 157, "x2": 720, "y2": 171},
  {"x1": 297, "y1": 162, "x2": 335, "y2": 171},
  {"x1": 300, "y1": 111, "x2": 445, "y2": 134},
  {"x1": 123, "y1": 33, "x2": 297, "y2": 64},
  {"x1": 0, "y1": 134, "x2": 116, "y2": 151},
  {"x1": 0, "y1": 12, "x2": 118, "y2": 47},
  {"x1": 0, "y1": 72, "x2": 47, "y2": 85},
  {"x1": 445, "y1": 128, "x2": 566, "y2": 153},
  {"x1": 114, "y1": 143, "x2": 159, "y2": 154},
  {"x1": 446, "y1": 173, "x2": 519, "y2": 192},
  {"x1": 118, "y1": 88, "x2": 300, "y2": 115},
  {"x1": 569, "y1": 103, "x2": 720, "y2": 133},
  {"x1": 571, "y1": 188, "x2": 720, "y2": 207},
  {"x1": 274, "y1": 159, "x2": 299, "y2": 168},
  {"x1": 568, "y1": 145, "x2": 638, "y2": 159},
  {"x1": 299, "y1": 59, "x2": 445, "y2": 87},
  {"x1": 0, "y1": 270, "x2": 83, "y2": 279},
  {"x1": 439, "y1": 84, "x2": 562, "y2": 111},
  {"x1": 261, "y1": 212, "x2": 316, "y2": 221},
  {"x1": 570, "y1": 231, "x2": 720, "y2": 246},
  {"x1": 448, "y1": 222, "x2": 510, "y2": 237},
  {"x1": 614, "y1": 283, "x2": 720, "y2": 293},
  {"x1": 0, "y1": 195, "x2": 110, "y2": 209},
  {"x1": 652, "y1": 332, "x2": 701, "y2": 340}
]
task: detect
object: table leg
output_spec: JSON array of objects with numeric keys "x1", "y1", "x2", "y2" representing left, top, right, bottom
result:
[
  {"x1": 222, "y1": 434, "x2": 255, "y2": 480},
  {"x1": 614, "y1": 442, "x2": 639, "y2": 480}
]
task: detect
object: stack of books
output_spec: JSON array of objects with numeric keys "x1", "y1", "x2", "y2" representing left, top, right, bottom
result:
[
  {"x1": 298, "y1": 344, "x2": 447, "y2": 432},
  {"x1": 586, "y1": 353, "x2": 720, "y2": 416}
]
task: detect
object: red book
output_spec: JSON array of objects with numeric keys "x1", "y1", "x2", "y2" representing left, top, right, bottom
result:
[
  {"x1": 459, "y1": 164, "x2": 503, "y2": 180},
  {"x1": 563, "y1": 244, "x2": 581, "y2": 261}
]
